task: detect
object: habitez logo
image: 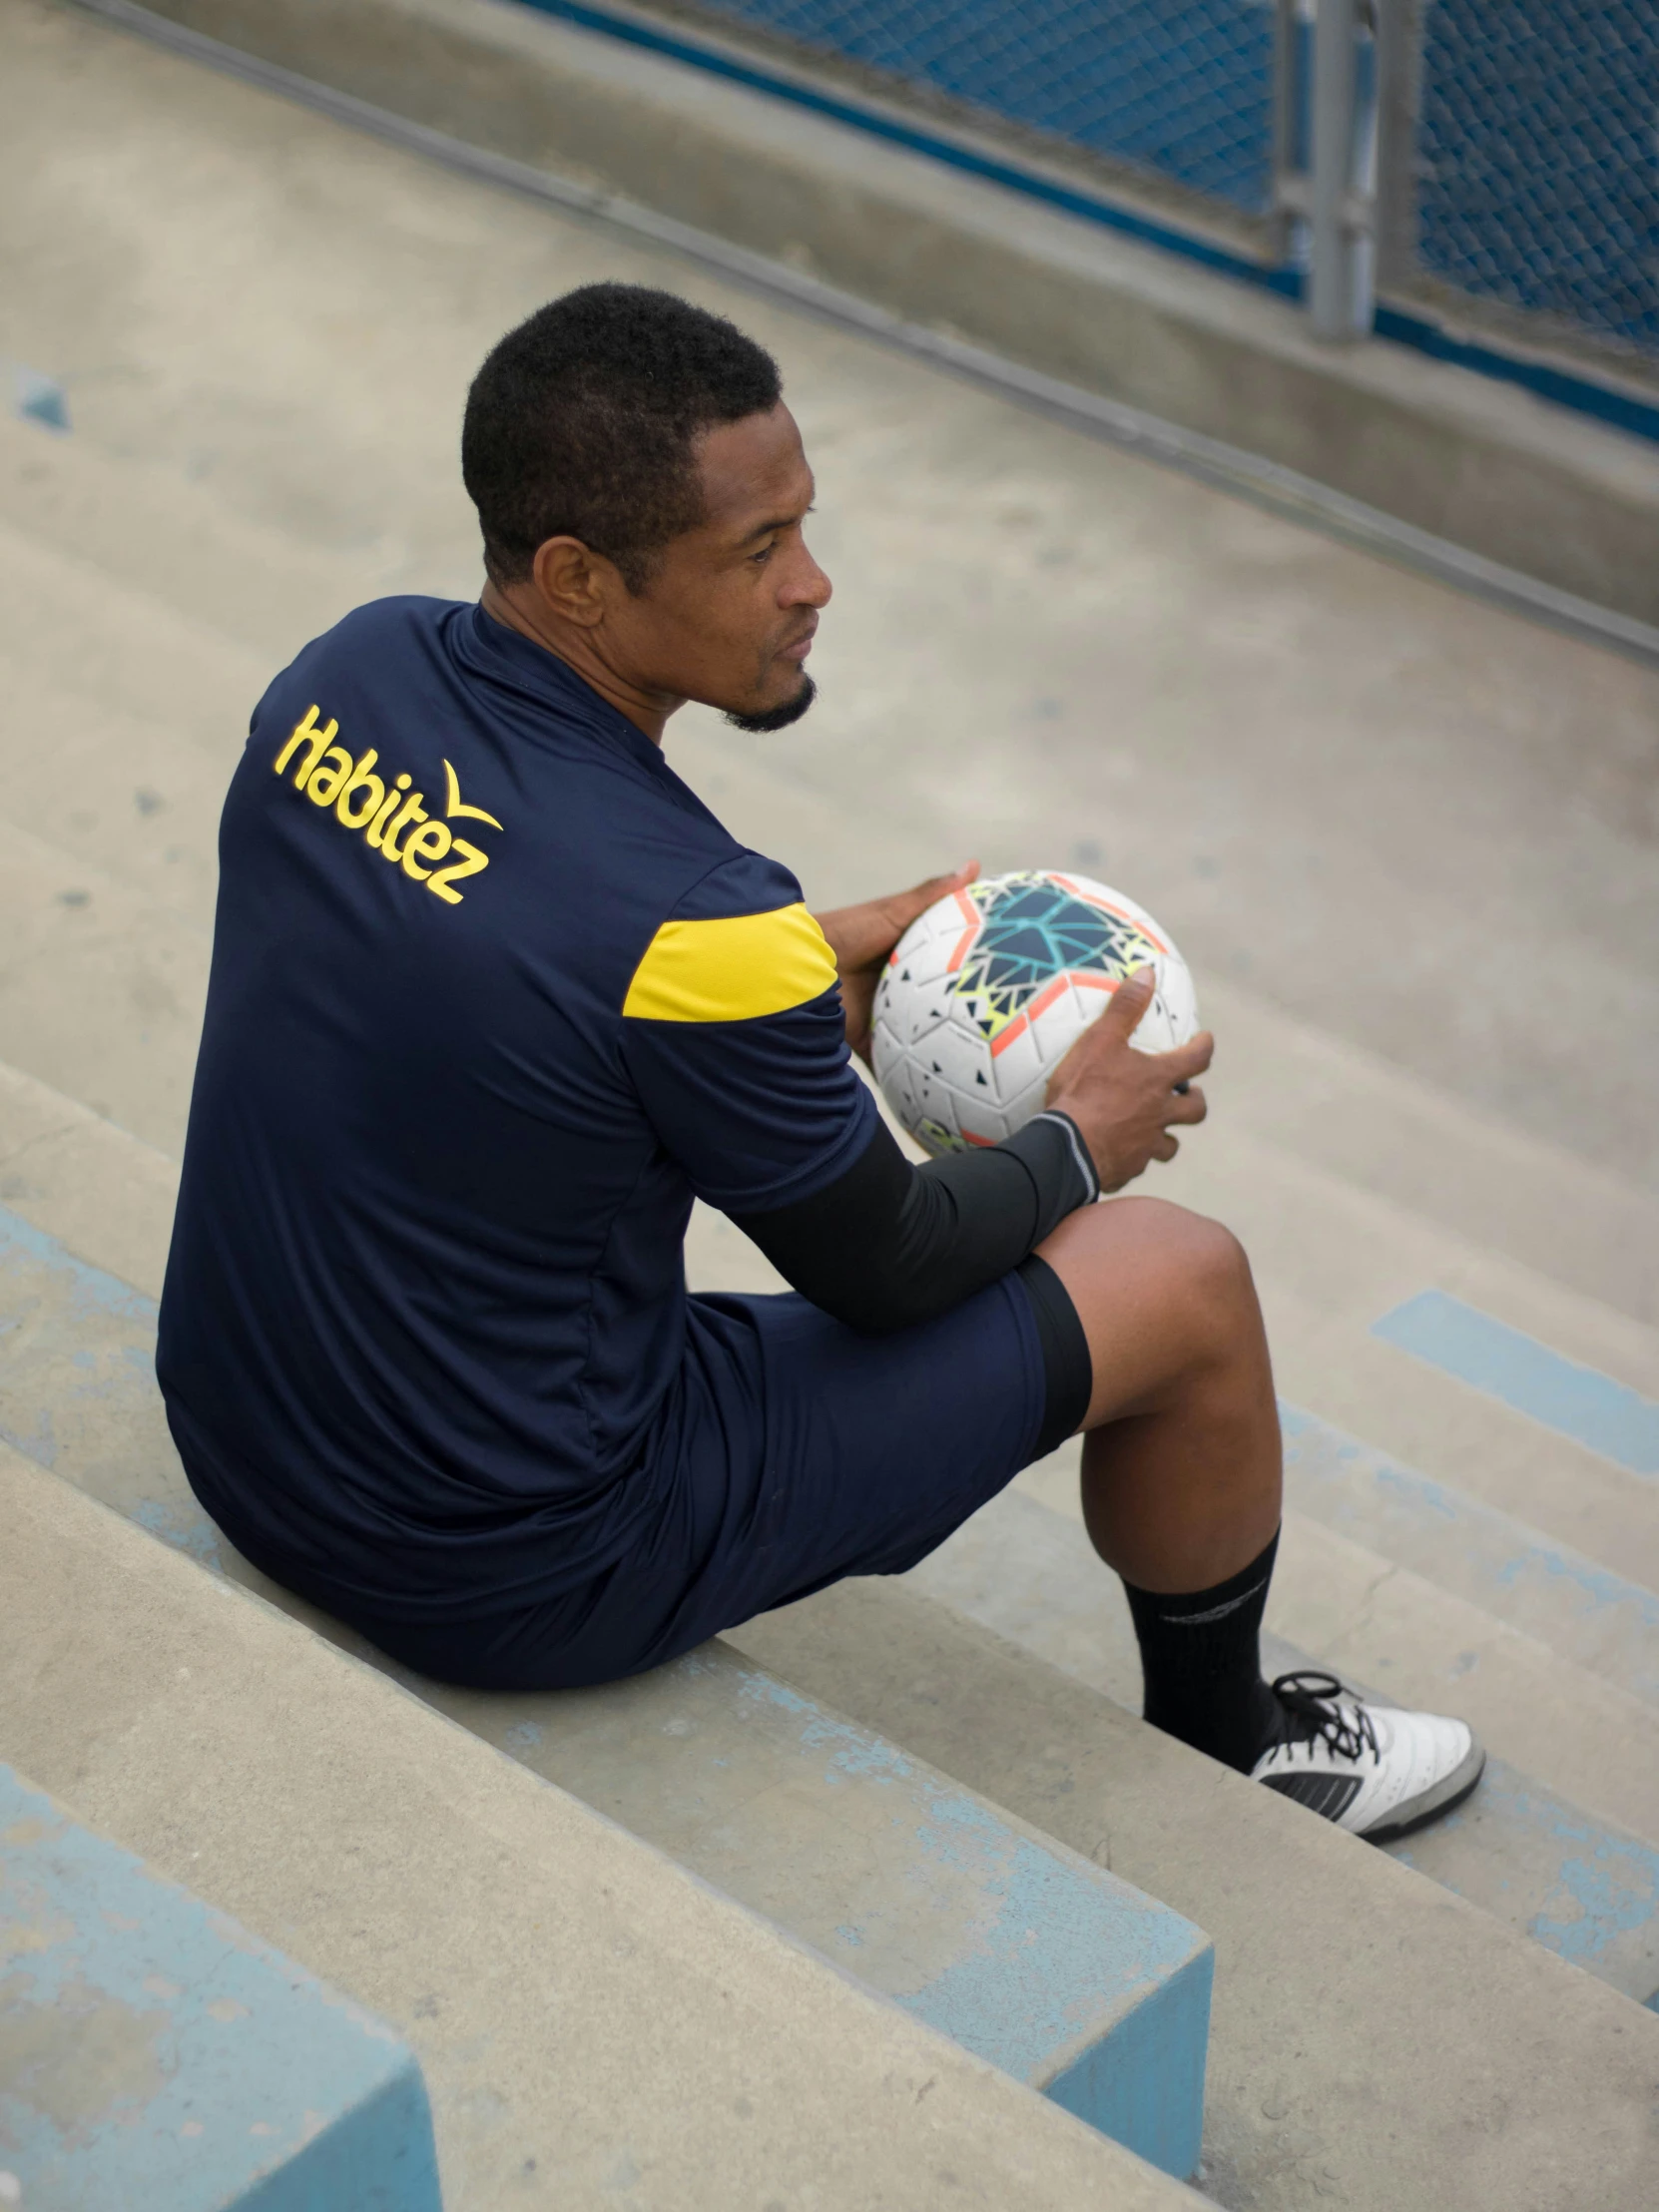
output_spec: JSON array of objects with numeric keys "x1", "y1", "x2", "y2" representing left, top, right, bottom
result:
[{"x1": 273, "y1": 706, "x2": 502, "y2": 904}]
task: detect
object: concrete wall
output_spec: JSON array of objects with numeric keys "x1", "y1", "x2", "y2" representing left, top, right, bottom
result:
[{"x1": 93, "y1": 0, "x2": 1659, "y2": 629}]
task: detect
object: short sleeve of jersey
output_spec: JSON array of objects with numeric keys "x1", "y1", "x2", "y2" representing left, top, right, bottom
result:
[{"x1": 618, "y1": 851, "x2": 876, "y2": 1214}]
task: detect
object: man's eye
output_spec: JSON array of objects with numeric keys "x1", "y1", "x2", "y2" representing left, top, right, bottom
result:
[{"x1": 751, "y1": 542, "x2": 776, "y2": 564}]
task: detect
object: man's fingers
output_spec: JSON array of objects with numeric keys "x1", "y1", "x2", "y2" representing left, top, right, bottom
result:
[
  {"x1": 875, "y1": 859, "x2": 981, "y2": 940},
  {"x1": 1100, "y1": 964, "x2": 1160, "y2": 1037},
  {"x1": 1153, "y1": 1132, "x2": 1180, "y2": 1163},
  {"x1": 1155, "y1": 1029, "x2": 1215, "y2": 1082},
  {"x1": 907, "y1": 858, "x2": 979, "y2": 910},
  {"x1": 1167, "y1": 1083, "x2": 1207, "y2": 1126}
]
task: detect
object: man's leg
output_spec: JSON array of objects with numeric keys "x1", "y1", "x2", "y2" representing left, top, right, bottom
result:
[{"x1": 1036, "y1": 1198, "x2": 1484, "y2": 1838}]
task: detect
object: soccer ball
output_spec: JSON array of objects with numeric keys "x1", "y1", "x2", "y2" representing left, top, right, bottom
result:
[{"x1": 871, "y1": 869, "x2": 1199, "y2": 1156}]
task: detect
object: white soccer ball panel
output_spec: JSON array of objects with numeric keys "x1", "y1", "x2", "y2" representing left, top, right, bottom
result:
[
  {"x1": 985, "y1": 1019, "x2": 1043, "y2": 1102},
  {"x1": 918, "y1": 1022, "x2": 996, "y2": 1109}
]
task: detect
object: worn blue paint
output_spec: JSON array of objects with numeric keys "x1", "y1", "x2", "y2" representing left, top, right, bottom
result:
[
  {"x1": 902, "y1": 1806, "x2": 1209, "y2": 2179},
  {"x1": 1398, "y1": 1757, "x2": 1659, "y2": 1971},
  {"x1": 11, "y1": 365, "x2": 70, "y2": 432},
  {"x1": 728, "y1": 1667, "x2": 1210, "y2": 2176},
  {"x1": 0, "y1": 1203, "x2": 158, "y2": 1325},
  {"x1": 1280, "y1": 1404, "x2": 1659, "y2": 1704},
  {"x1": 1482, "y1": 1783, "x2": 1659, "y2": 1967},
  {"x1": 1372, "y1": 1291, "x2": 1659, "y2": 1476},
  {"x1": 0, "y1": 1766, "x2": 441, "y2": 2211},
  {"x1": 740, "y1": 1669, "x2": 915, "y2": 1779},
  {"x1": 1045, "y1": 1953, "x2": 1213, "y2": 2173},
  {"x1": 1265, "y1": 1624, "x2": 1659, "y2": 1999},
  {"x1": 0, "y1": 1201, "x2": 1215, "y2": 2176},
  {"x1": 132, "y1": 1496, "x2": 228, "y2": 1570}
]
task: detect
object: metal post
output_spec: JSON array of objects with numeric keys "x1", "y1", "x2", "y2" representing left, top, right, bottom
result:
[
  {"x1": 1309, "y1": 0, "x2": 1362, "y2": 337},
  {"x1": 1373, "y1": 0, "x2": 1425, "y2": 298}
]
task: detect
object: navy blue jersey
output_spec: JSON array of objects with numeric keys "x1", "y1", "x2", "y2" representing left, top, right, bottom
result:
[{"x1": 157, "y1": 598, "x2": 874, "y2": 1619}]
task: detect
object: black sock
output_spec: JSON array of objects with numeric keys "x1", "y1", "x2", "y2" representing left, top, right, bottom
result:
[{"x1": 1123, "y1": 1531, "x2": 1282, "y2": 1774}]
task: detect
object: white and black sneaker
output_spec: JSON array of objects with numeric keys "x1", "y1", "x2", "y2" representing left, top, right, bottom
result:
[{"x1": 1250, "y1": 1671, "x2": 1485, "y2": 1844}]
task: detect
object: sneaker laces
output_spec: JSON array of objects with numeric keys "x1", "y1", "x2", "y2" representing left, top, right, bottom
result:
[{"x1": 1268, "y1": 1671, "x2": 1381, "y2": 1765}]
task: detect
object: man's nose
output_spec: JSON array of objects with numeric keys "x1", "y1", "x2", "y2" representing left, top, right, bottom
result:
[{"x1": 785, "y1": 542, "x2": 832, "y2": 609}]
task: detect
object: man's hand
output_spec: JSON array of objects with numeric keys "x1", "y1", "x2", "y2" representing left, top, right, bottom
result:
[
  {"x1": 1045, "y1": 967, "x2": 1213, "y2": 1192},
  {"x1": 815, "y1": 861, "x2": 979, "y2": 1065}
]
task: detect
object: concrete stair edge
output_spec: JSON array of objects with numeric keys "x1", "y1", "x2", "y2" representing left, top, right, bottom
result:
[
  {"x1": 0, "y1": 392, "x2": 387, "y2": 662},
  {"x1": 5, "y1": 1047, "x2": 1657, "y2": 1841},
  {"x1": 0, "y1": 1446, "x2": 1201, "y2": 2212},
  {"x1": 3, "y1": 1061, "x2": 1658, "y2": 2195},
  {"x1": 4, "y1": 1148, "x2": 1657, "y2": 2210},
  {"x1": 910, "y1": 1481, "x2": 1659, "y2": 2001},
  {"x1": 726, "y1": 1576, "x2": 1659, "y2": 2212}
]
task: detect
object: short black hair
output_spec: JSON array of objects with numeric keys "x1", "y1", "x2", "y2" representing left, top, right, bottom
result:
[{"x1": 461, "y1": 283, "x2": 783, "y2": 593}]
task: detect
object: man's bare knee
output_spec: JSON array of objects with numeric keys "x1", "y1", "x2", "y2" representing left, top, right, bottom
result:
[{"x1": 1040, "y1": 1197, "x2": 1263, "y2": 1419}]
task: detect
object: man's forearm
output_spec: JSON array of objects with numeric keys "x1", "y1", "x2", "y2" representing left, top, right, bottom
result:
[{"x1": 733, "y1": 1113, "x2": 1098, "y2": 1331}]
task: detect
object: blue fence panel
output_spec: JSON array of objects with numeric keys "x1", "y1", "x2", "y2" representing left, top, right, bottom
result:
[
  {"x1": 677, "y1": 0, "x2": 1280, "y2": 213},
  {"x1": 1415, "y1": 1, "x2": 1659, "y2": 356}
]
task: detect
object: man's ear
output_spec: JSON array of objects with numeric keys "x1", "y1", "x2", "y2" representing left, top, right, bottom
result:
[{"x1": 531, "y1": 535, "x2": 627, "y2": 629}]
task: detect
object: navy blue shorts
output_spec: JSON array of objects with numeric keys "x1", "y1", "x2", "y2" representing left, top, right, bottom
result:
[{"x1": 349, "y1": 1269, "x2": 1068, "y2": 1692}]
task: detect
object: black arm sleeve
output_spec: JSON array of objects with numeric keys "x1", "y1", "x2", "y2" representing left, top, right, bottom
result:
[{"x1": 731, "y1": 1110, "x2": 1099, "y2": 1333}]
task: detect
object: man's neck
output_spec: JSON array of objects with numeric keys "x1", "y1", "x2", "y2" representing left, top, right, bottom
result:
[{"x1": 478, "y1": 580, "x2": 678, "y2": 747}]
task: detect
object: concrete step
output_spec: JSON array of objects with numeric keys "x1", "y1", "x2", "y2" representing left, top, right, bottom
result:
[
  {"x1": 0, "y1": 1077, "x2": 1217, "y2": 2177},
  {"x1": 1171, "y1": 977, "x2": 1659, "y2": 1340},
  {"x1": 728, "y1": 1576, "x2": 1659, "y2": 2212},
  {"x1": 0, "y1": 811, "x2": 206, "y2": 1153},
  {"x1": 1010, "y1": 1437, "x2": 1659, "y2": 1844},
  {"x1": 1150, "y1": 1118, "x2": 1659, "y2": 1588},
  {"x1": 0, "y1": 644, "x2": 229, "y2": 933},
  {"x1": 0, "y1": 401, "x2": 373, "y2": 669},
  {"x1": 0, "y1": 1055, "x2": 179, "y2": 1304},
  {"x1": 0, "y1": 1453, "x2": 1199, "y2": 2212},
  {"x1": 0, "y1": 1761, "x2": 442, "y2": 2211},
  {"x1": 1280, "y1": 1403, "x2": 1659, "y2": 1710},
  {"x1": 0, "y1": 507, "x2": 271, "y2": 766},
  {"x1": 906, "y1": 1480, "x2": 1659, "y2": 2001},
  {"x1": 12, "y1": 1047, "x2": 1653, "y2": 1992},
  {"x1": 427, "y1": 1637, "x2": 1216, "y2": 2179},
  {"x1": 4, "y1": 1062, "x2": 1658, "y2": 2207}
]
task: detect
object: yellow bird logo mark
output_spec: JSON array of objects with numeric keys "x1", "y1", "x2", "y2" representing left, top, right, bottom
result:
[{"x1": 442, "y1": 759, "x2": 504, "y2": 832}]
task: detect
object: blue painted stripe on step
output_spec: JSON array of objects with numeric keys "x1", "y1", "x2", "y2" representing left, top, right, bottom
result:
[
  {"x1": 1392, "y1": 1758, "x2": 1659, "y2": 1971},
  {"x1": 0, "y1": 1763, "x2": 441, "y2": 2211},
  {"x1": 1279, "y1": 1406, "x2": 1659, "y2": 1706},
  {"x1": 1372, "y1": 1291, "x2": 1659, "y2": 1476},
  {"x1": 1383, "y1": 1754, "x2": 1659, "y2": 1985},
  {"x1": 728, "y1": 1661, "x2": 1212, "y2": 2179},
  {"x1": 0, "y1": 1203, "x2": 158, "y2": 1323}
]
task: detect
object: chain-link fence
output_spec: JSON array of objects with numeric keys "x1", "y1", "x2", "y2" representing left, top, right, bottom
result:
[
  {"x1": 605, "y1": 0, "x2": 1658, "y2": 379},
  {"x1": 653, "y1": 0, "x2": 1284, "y2": 226},
  {"x1": 1406, "y1": 0, "x2": 1659, "y2": 367}
]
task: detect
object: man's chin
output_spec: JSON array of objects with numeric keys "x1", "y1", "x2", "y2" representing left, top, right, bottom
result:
[{"x1": 723, "y1": 673, "x2": 817, "y2": 734}]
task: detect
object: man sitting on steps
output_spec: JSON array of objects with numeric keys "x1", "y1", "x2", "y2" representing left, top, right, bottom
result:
[{"x1": 158, "y1": 282, "x2": 1483, "y2": 1843}]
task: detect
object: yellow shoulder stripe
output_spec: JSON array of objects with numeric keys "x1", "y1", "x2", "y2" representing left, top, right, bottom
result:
[{"x1": 623, "y1": 902, "x2": 837, "y2": 1023}]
